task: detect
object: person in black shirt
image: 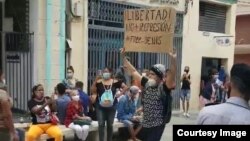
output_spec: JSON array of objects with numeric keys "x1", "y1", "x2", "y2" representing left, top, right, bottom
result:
[
  {"x1": 26, "y1": 84, "x2": 63, "y2": 141},
  {"x1": 91, "y1": 67, "x2": 128, "y2": 141},
  {"x1": 181, "y1": 66, "x2": 191, "y2": 117}
]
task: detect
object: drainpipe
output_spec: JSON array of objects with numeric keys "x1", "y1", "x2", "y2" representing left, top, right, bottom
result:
[
  {"x1": 60, "y1": 0, "x2": 66, "y2": 80},
  {"x1": 46, "y1": 0, "x2": 52, "y2": 94}
]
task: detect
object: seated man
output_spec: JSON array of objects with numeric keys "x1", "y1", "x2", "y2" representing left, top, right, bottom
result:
[{"x1": 117, "y1": 86, "x2": 142, "y2": 141}]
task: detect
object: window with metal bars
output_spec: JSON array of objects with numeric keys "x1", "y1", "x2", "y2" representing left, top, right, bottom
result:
[{"x1": 199, "y1": 2, "x2": 228, "y2": 33}]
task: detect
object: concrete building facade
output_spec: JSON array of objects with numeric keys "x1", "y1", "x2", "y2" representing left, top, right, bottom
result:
[
  {"x1": 234, "y1": 1, "x2": 250, "y2": 65},
  {"x1": 0, "y1": 0, "x2": 238, "y2": 111},
  {"x1": 181, "y1": 0, "x2": 237, "y2": 110}
]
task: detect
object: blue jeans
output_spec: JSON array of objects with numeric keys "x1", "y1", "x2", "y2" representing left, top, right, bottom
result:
[{"x1": 96, "y1": 105, "x2": 116, "y2": 141}]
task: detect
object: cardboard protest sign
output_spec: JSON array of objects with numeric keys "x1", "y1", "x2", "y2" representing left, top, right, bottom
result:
[{"x1": 124, "y1": 7, "x2": 176, "y2": 53}]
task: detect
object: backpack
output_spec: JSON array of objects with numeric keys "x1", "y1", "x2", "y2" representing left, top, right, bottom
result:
[
  {"x1": 158, "y1": 84, "x2": 173, "y2": 124},
  {"x1": 99, "y1": 82, "x2": 114, "y2": 108}
]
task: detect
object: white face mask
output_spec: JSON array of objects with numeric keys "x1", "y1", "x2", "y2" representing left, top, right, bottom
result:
[
  {"x1": 72, "y1": 95, "x2": 80, "y2": 101},
  {"x1": 67, "y1": 72, "x2": 73, "y2": 79},
  {"x1": 148, "y1": 79, "x2": 157, "y2": 87},
  {"x1": 142, "y1": 73, "x2": 146, "y2": 77},
  {"x1": 102, "y1": 72, "x2": 111, "y2": 80}
]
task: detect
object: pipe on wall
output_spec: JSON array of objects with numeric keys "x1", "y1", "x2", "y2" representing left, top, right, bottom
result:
[
  {"x1": 46, "y1": 0, "x2": 52, "y2": 94},
  {"x1": 60, "y1": 0, "x2": 66, "y2": 80}
]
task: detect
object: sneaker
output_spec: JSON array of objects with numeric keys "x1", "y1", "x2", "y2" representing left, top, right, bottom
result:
[
  {"x1": 186, "y1": 113, "x2": 190, "y2": 117},
  {"x1": 183, "y1": 112, "x2": 186, "y2": 116}
]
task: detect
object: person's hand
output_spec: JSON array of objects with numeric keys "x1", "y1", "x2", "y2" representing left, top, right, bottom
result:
[
  {"x1": 120, "y1": 47, "x2": 126, "y2": 58},
  {"x1": 73, "y1": 114, "x2": 78, "y2": 119},
  {"x1": 169, "y1": 48, "x2": 177, "y2": 58},
  {"x1": 84, "y1": 116, "x2": 92, "y2": 120},
  {"x1": 132, "y1": 116, "x2": 139, "y2": 122},
  {"x1": 136, "y1": 110, "x2": 142, "y2": 115}
]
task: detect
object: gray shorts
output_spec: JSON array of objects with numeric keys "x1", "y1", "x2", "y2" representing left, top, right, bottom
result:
[{"x1": 180, "y1": 89, "x2": 191, "y2": 101}]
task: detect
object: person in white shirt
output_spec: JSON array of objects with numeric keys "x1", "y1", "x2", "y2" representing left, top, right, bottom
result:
[{"x1": 197, "y1": 63, "x2": 250, "y2": 124}]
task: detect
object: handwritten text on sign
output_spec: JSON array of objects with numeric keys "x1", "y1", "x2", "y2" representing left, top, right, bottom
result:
[{"x1": 124, "y1": 7, "x2": 176, "y2": 53}]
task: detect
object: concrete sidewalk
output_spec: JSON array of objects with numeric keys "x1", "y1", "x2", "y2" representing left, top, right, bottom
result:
[{"x1": 160, "y1": 111, "x2": 199, "y2": 141}]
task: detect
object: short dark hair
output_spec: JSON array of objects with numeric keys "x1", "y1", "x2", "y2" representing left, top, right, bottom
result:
[
  {"x1": 230, "y1": 63, "x2": 250, "y2": 99},
  {"x1": 75, "y1": 81, "x2": 83, "y2": 90},
  {"x1": 56, "y1": 83, "x2": 66, "y2": 95},
  {"x1": 67, "y1": 66, "x2": 74, "y2": 73},
  {"x1": 104, "y1": 67, "x2": 113, "y2": 73}
]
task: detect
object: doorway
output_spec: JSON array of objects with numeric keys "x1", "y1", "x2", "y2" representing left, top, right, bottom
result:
[{"x1": 200, "y1": 57, "x2": 228, "y2": 89}]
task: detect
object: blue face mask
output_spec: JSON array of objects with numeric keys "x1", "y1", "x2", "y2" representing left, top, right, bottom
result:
[{"x1": 102, "y1": 72, "x2": 111, "y2": 80}]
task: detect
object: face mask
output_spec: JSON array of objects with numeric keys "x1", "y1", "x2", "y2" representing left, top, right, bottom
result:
[
  {"x1": 142, "y1": 73, "x2": 146, "y2": 77},
  {"x1": 102, "y1": 72, "x2": 111, "y2": 80},
  {"x1": 67, "y1": 72, "x2": 73, "y2": 79},
  {"x1": 72, "y1": 95, "x2": 80, "y2": 101},
  {"x1": 148, "y1": 79, "x2": 157, "y2": 87}
]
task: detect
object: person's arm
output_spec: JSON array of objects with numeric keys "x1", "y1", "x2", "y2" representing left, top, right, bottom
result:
[
  {"x1": 165, "y1": 51, "x2": 177, "y2": 89},
  {"x1": 1, "y1": 99, "x2": 16, "y2": 137},
  {"x1": 50, "y1": 99, "x2": 57, "y2": 112},
  {"x1": 187, "y1": 74, "x2": 191, "y2": 84},
  {"x1": 136, "y1": 106, "x2": 143, "y2": 114},
  {"x1": 121, "y1": 48, "x2": 142, "y2": 84},
  {"x1": 29, "y1": 99, "x2": 51, "y2": 115},
  {"x1": 181, "y1": 73, "x2": 185, "y2": 81},
  {"x1": 90, "y1": 82, "x2": 98, "y2": 104},
  {"x1": 121, "y1": 82, "x2": 128, "y2": 93}
]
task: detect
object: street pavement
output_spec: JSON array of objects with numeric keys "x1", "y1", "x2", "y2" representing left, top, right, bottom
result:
[{"x1": 160, "y1": 110, "x2": 199, "y2": 141}]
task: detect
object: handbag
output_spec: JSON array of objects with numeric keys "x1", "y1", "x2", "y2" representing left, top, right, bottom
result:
[
  {"x1": 50, "y1": 113, "x2": 59, "y2": 125},
  {"x1": 73, "y1": 119, "x2": 92, "y2": 126}
]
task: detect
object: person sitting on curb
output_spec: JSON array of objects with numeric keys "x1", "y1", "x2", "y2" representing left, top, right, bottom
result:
[{"x1": 117, "y1": 85, "x2": 142, "y2": 141}]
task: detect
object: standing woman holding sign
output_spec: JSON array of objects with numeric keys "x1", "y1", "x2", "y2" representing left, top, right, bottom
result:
[{"x1": 91, "y1": 67, "x2": 127, "y2": 141}]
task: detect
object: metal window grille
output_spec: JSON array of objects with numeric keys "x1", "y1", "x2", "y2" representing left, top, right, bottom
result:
[
  {"x1": 2, "y1": 32, "x2": 34, "y2": 111},
  {"x1": 199, "y1": 1, "x2": 228, "y2": 33},
  {"x1": 88, "y1": 0, "x2": 183, "y2": 109}
]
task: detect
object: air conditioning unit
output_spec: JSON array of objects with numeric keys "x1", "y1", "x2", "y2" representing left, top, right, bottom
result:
[{"x1": 74, "y1": 1, "x2": 83, "y2": 17}]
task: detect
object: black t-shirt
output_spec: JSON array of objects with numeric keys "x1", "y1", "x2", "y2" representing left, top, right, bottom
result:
[
  {"x1": 181, "y1": 74, "x2": 191, "y2": 90},
  {"x1": 96, "y1": 80, "x2": 122, "y2": 107},
  {"x1": 28, "y1": 99, "x2": 51, "y2": 124}
]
